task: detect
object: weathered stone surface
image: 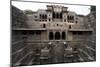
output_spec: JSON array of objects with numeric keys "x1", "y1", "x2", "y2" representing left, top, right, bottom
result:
[{"x1": 11, "y1": 5, "x2": 96, "y2": 66}]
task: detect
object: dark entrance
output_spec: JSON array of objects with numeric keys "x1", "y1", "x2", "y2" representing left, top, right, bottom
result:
[
  {"x1": 62, "y1": 32, "x2": 66, "y2": 40},
  {"x1": 49, "y1": 32, "x2": 53, "y2": 40},
  {"x1": 55, "y1": 32, "x2": 60, "y2": 40}
]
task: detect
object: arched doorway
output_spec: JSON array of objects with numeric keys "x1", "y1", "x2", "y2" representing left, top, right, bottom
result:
[
  {"x1": 62, "y1": 32, "x2": 66, "y2": 40},
  {"x1": 55, "y1": 32, "x2": 60, "y2": 40},
  {"x1": 49, "y1": 32, "x2": 53, "y2": 40},
  {"x1": 43, "y1": 24, "x2": 46, "y2": 28}
]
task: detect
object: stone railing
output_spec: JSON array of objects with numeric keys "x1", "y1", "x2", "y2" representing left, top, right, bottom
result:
[{"x1": 69, "y1": 24, "x2": 92, "y2": 30}]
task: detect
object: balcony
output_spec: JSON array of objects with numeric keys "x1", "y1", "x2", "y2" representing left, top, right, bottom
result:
[
  {"x1": 12, "y1": 28, "x2": 47, "y2": 31},
  {"x1": 68, "y1": 25, "x2": 93, "y2": 32}
]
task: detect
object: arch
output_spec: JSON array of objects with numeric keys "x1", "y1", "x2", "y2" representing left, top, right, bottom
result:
[
  {"x1": 55, "y1": 32, "x2": 60, "y2": 40},
  {"x1": 64, "y1": 19, "x2": 66, "y2": 22},
  {"x1": 72, "y1": 16, "x2": 74, "y2": 20},
  {"x1": 40, "y1": 14, "x2": 41, "y2": 19},
  {"x1": 49, "y1": 32, "x2": 53, "y2": 40},
  {"x1": 53, "y1": 12, "x2": 55, "y2": 18},
  {"x1": 56, "y1": 13, "x2": 59, "y2": 18},
  {"x1": 44, "y1": 15, "x2": 47, "y2": 19},
  {"x1": 69, "y1": 16, "x2": 71, "y2": 20},
  {"x1": 43, "y1": 15, "x2": 45, "y2": 19},
  {"x1": 67, "y1": 16, "x2": 69, "y2": 20},
  {"x1": 69, "y1": 25, "x2": 71, "y2": 29},
  {"x1": 62, "y1": 32, "x2": 66, "y2": 40},
  {"x1": 43, "y1": 24, "x2": 46, "y2": 28},
  {"x1": 60, "y1": 13, "x2": 62, "y2": 19}
]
